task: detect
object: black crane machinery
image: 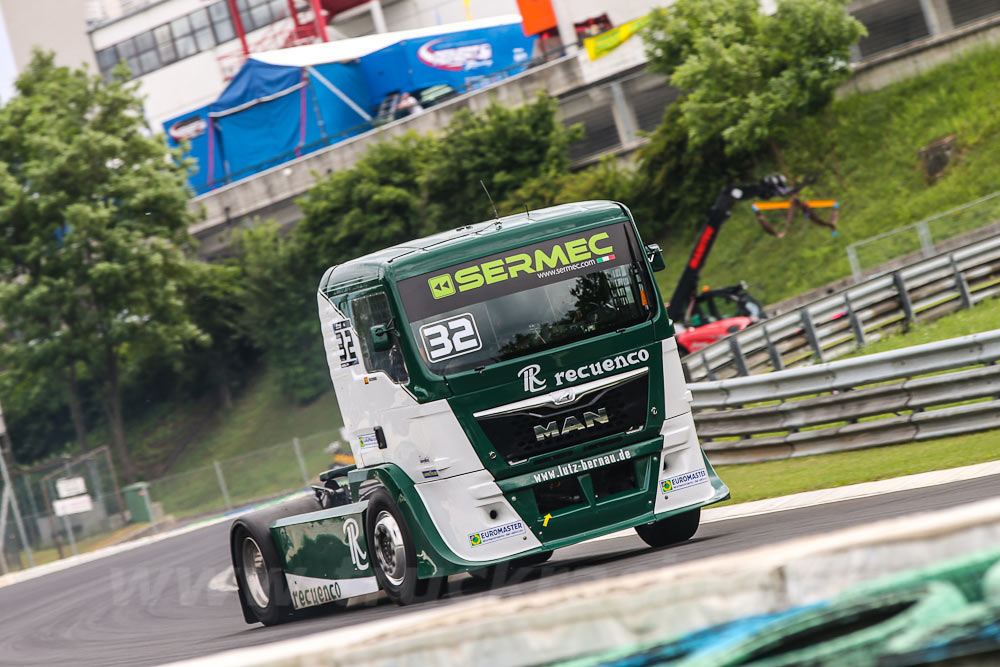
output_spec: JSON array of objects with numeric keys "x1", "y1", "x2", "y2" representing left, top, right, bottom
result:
[{"x1": 666, "y1": 174, "x2": 838, "y2": 326}]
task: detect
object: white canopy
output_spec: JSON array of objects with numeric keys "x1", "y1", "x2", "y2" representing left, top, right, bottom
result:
[{"x1": 250, "y1": 14, "x2": 524, "y2": 68}]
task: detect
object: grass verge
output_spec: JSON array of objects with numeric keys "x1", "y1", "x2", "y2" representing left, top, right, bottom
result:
[
  {"x1": 845, "y1": 296, "x2": 1000, "y2": 358},
  {"x1": 715, "y1": 429, "x2": 1000, "y2": 506}
]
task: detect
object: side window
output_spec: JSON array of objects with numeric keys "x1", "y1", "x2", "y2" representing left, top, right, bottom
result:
[{"x1": 350, "y1": 292, "x2": 409, "y2": 384}]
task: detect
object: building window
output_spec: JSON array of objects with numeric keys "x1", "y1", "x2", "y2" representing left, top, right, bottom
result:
[
  {"x1": 210, "y1": 2, "x2": 236, "y2": 43},
  {"x1": 135, "y1": 30, "x2": 161, "y2": 74},
  {"x1": 190, "y1": 9, "x2": 217, "y2": 51},
  {"x1": 94, "y1": 0, "x2": 270, "y2": 80},
  {"x1": 237, "y1": 0, "x2": 288, "y2": 32},
  {"x1": 154, "y1": 25, "x2": 176, "y2": 65}
]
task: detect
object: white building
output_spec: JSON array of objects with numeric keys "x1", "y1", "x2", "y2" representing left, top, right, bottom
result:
[
  {"x1": 0, "y1": 0, "x2": 96, "y2": 103},
  {"x1": 87, "y1": 0, "x2": 542, "y2": 129}
]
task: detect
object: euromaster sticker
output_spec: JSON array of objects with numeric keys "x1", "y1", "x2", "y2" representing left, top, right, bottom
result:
[
  {"x1": 358, "y1": 433, "x2": 379, "y2": 450},
  {"x1": 660, "y1": 468, "x2": 708, "y2": 495},
  {"x1": 468, "y1": 521, "x2": 525, "y2": 547}
]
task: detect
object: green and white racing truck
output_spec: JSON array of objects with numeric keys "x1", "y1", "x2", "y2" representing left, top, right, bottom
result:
[{"x1": 229, "y1": 201, "x2": 730, "y2": 625}]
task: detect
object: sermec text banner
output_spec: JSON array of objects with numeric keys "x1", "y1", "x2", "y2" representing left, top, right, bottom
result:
[{"x1": 398, "y1": 223, "x2": 633, "y2": 321}]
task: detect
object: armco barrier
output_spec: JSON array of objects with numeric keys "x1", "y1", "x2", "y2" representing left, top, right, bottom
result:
[
  {"x1": 683, "y1": 234, "x2": 1000, "y2": 382},
  {"x1": 691, "y1": 330, "x2": 1000, "y2": 465}
]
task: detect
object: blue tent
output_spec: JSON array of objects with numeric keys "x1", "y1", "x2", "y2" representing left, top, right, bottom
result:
[{"x1": 164, "y1": 15, "x2": 535, "y2": 193}]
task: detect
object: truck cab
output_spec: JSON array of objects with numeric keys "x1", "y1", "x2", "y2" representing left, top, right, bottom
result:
[{"x1": 230, "y1": 201, "x2": 729, "y2": 622}]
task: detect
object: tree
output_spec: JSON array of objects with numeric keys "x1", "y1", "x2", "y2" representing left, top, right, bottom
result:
[
  {"x1": 0, "y1": 52, "x2": 203, "y2": 481},
  {"x1": 235, "y1": 223, "x2": 329, "y2": 404},
  {"x1": 643, "y1": 0, "x2": 865, "y2": 157},
  {"x1": 423, "y1": 93, "x2": 582, "y2": 226}
]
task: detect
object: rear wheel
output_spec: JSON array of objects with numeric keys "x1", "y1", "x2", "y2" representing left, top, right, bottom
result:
[
  {"x1": 233, "y1": 526, "x2": 292, "y2": 625},
  {"x1": 635, "y1": 508, "x2": 701, "y2": 548},
  {"x1": 366, "y1": 488, "x2": 444, "y2": 605}
]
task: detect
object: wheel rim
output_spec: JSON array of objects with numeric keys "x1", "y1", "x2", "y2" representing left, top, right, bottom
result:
[
  {"x1": 241, "y1": 536, "x2": 270, "y2": 608},
  {"x1": 373, "y1": 510, "x2": 407, "y2": 587}
]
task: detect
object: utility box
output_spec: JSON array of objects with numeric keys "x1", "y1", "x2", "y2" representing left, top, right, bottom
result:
[{"x1": 122, "y1": 482, "x2": 152, "y2": 523}]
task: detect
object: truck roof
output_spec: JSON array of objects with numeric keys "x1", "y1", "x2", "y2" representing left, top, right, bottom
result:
[{"x1": 319, "y1": 200, "x2": 630, "y2": 293}]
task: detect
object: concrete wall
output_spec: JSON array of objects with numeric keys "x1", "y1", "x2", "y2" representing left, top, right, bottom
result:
[{"x1": 841, "y1": 13, "x2": 1000, "y2": 93}]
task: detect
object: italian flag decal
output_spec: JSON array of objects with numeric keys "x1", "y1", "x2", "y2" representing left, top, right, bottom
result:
[{"x1": 597, "y1": 254, "x2": 616, "y2": 263}]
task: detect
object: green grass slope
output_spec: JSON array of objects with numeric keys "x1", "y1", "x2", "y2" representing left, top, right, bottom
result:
[{"x1": 655, "y1": 44, "x2": 1000, "y2": 306}]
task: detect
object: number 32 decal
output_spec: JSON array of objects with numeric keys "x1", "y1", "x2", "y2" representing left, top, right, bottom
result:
[{"x1": 419, "y1": 313, "x2": 482, "y2": 362}]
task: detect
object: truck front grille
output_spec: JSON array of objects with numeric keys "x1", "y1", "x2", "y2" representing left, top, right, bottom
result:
[{"x1": 474, "y1": 369, "x2": 649, "y2": 464}]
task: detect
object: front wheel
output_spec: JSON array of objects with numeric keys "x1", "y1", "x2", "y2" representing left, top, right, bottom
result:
[
  {"x1": 366, "y1": 488, "x2": 444, "y2": 605},
  {"x1": 635, "y1": 508, "x2": 701, "y2": 548}
]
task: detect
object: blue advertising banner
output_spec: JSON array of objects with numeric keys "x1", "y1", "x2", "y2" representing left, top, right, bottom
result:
[{"x1": 360, "y1": 23, "x2": 534, "y2": 104}]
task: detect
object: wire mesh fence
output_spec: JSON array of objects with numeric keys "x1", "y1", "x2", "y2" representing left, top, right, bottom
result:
[
  {"x1": 1, "y1": 428, "x2": 346, "y2": 574},
  {"x1": 846, "y1": 189, "x2": 1000, "y2": 278},
  {"x1": 1, "y1": 446, "x2": 126, "y2": 574}
]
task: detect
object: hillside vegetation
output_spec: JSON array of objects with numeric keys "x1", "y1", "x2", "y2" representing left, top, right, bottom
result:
[{"x1": 654, "y1": 44, "x2": 1000, "y2": 306}]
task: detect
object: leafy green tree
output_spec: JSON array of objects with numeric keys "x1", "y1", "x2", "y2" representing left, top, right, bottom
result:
[
  {"x1": 295, "y1": 133, "x2": 437, "y2": 276},
  {"x1": 235, "y1": 223, "x2": 329, "y2": 404},
  {"x1": 423, "y1": 93, "x2": 582, "y2": 227},
  {"x1": 634, "y1": 104, "x2": 759, "y2": 238},
  {"x1": 643, "y1": 0, "x2": 865, "y2": 156},
  {"x1": 0, "y1": 53, "x2": 202, "y2": 480}
]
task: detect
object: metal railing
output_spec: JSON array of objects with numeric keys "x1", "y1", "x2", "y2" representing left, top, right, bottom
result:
[
  {"x1": 683, "y1": 233, "x2": 1000, "y2": 382},
  {"x1": 692, "y1": 329, "x2": 1000, "y2": 465}
]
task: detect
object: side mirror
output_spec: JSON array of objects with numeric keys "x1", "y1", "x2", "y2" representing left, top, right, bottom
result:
[
  {"x1": 646, "y1": 244, "x2": 666, "y2": 272},
  {"x1": 370, "y1": 324, "x2": 392, "y2": 352}
]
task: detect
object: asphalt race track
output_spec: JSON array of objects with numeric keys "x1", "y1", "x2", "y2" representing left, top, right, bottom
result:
[{"x1": 1, "y1": 475, "x2": 997, "y2": 666}]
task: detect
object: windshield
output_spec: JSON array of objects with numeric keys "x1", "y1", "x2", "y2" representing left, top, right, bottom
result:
[{"x1": 397, "y1": 222, "x2": 654, "y2": 375}]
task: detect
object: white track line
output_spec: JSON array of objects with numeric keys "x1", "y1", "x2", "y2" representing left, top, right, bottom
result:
[
  {"x1": 4, "y1": 460, "x2": 999, "y2": 588},
  {"x1": 586, "y1": 458, "x2": 1000, "y2": 543}
]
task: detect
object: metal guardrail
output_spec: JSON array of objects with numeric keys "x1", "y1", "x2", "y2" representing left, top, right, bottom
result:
[
  {"x1": 691, "y1": 330, "x2": 1000, "y2": 465},
  {"x1": 683, "y1": 234, "x2": 1000, "y2": 382}
]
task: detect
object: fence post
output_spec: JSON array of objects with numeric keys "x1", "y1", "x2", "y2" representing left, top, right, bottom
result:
[
  {"x1": 893, "y1": 272, "x2": 916, "y2": 328},
  {"x1": 763, "y1": 326, "x2": 784, "y2": 372},
  {"x1": 845, "y1": 293, "x2": 866, "y2": 347},
  {"x1": 61, "y1": 461, "x2": 78, "y2": 557},
  {"x1": 292, "y1": 437, "x2": 310, "y2": 489},
  {"x1": 213, "y1": 461, "x2": 233, "y2": 511},
  {"x1": 950, "y1": 254, "x2": 973, "y2": 310},
  {"x1": 800, "y1": 309, "x2": 825, "y2": 362},
  {"x1": 143, "y1": 486, "x2": 159, "y2": 535},
  {"x1": 729, "y1": 337, "x2": 749, "y2": 377},
  {"x1": 0, "y1": 409, "x2": 34, "y2": 568},
  {"x1": 916, "y1": 220, "x2": 934, "y2": 257},
  {"x1": 700, "y1": 351, "x2": 718, "y2": 381},
  {"x1": 846, "y1": 245, "x2": 862, "y2": 281}
]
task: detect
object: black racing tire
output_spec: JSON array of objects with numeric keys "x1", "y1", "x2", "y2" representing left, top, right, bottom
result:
[
  {"x1": 635, "y1": 508, "x2": 701, "y2": 548},
  {"x1": 232, "y1": 523, "x2": 293, "y2": 626},
  {"x1": 365, "y1": 488, "x2": 444, "y2": 605}
]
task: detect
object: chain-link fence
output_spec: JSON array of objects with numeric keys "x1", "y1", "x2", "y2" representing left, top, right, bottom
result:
[
  {"x1": 1, "y1": 446, "x2": 126, "y2": 574},
  {"x1": 1, "y1": 428, "x2": 346, "y2": 575},
  {"x1": 146, "y1": 428, "x2": 342, "y2": 520},
  {"x1": 846, "y1": 189, "x2": 1000, "y2": 278}
]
